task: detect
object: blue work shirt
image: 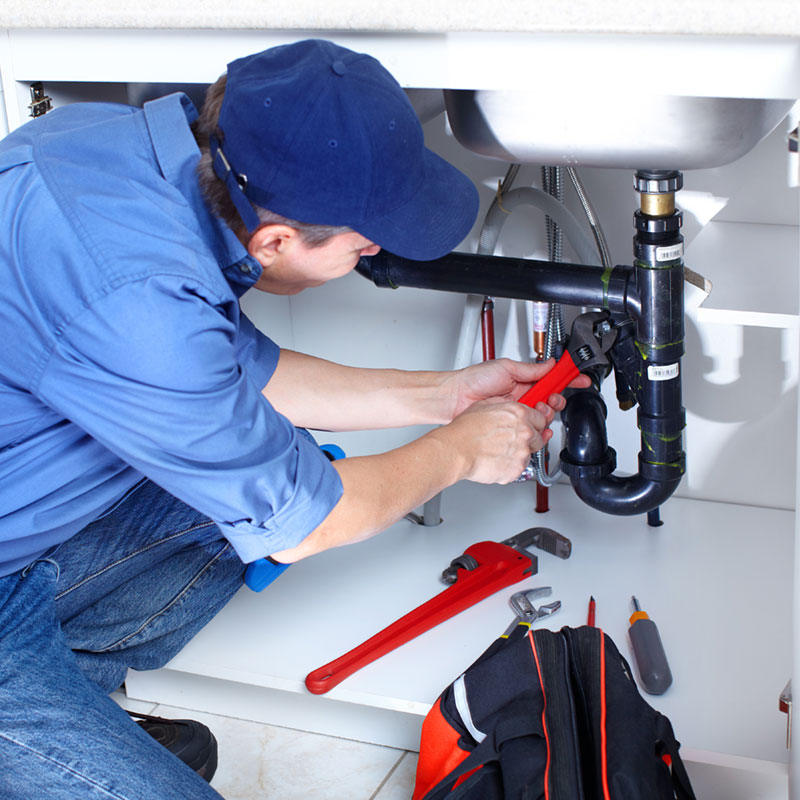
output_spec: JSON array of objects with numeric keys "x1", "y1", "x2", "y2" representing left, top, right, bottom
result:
[{"x1": 0, "y1": 92, "x2": 343, "y2": 576}]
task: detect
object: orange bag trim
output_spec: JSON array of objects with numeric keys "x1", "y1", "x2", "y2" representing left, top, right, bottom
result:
[
  {"x1": 412, "y1": 696, "x2": 472, "y2": 800},
  {"x1": 600, "y1": 630, "x2": 611, "y2": 800},
  {"x1": 528, "y1": 629, "x2": 551, "y2": 800}
]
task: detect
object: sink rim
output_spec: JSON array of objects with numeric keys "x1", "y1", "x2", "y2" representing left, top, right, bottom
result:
[{"x1": 443, "y1": 89, "x2": 796, "y2": 171}]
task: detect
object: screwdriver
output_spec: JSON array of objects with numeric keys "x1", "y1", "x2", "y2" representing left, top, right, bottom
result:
[{"x1": 628, "y1": 596, "x2": 672, "y2": 695}]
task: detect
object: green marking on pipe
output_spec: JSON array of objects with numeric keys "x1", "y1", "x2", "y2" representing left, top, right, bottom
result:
[
  {"x1": 635, "y1": 259, "x2": 680, "y2": 271},
  {"x1": 641, "y1": 432, "x2": 684, "y2": 453},
  {"x1": 641, "y1": 459, "x2": 685, "y2": 472},
  {"x1": 600, "y1": 266, "x2": 613, "y2": 309},
  {"x1": 638, "y1": 340, "x2": 684, "y2": 350},
  {"x1": 635, "y1": 339, "x2": 684, "y2": 360}
]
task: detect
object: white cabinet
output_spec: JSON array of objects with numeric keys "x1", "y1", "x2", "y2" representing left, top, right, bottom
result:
[{"x1": 2, "y1": 26, "x2": 798, "y2": 798}]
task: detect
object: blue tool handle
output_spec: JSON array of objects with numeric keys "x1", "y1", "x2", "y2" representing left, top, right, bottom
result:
[
  {"x1": 243, "y1": 441, "x2": 344, "y2": 592},
  {"x1": 244, "y1": 556, "x2": 291, "y2": 592},
  {"x1": 320, "y1": 443, "x2": 346, "y2": 461}
]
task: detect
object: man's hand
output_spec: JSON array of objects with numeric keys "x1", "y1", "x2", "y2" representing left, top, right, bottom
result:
[
  {"x1": 431, "y1": 396, "x2": 557, "y2": 485},
  {"x1": 270, "y1": 357, "x2": 590, "y2": 563},
  {"x1": 272, "y1": 391, "x2": 562, "y2": 562},
  {"x1": 443, "y1": 357, "x2": 592, "y2": 420}
]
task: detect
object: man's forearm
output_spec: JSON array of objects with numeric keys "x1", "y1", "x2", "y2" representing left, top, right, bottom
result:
[
  {"x1": 269, "y1": 428, "x2": 464, "y2": 562},
  {"x1": 269, "y1": 396, "x2": 553, "y2": 563},
  {"x1": 257, "y1": 329, "x2": 580, "y2": 565},
  {"x1": 262, "y1": 349, "x2": 455, "y2": 431}
]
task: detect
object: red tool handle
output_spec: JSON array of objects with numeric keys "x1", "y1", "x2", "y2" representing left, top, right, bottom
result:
[
  {"x1": 517, "y1": 350, "x2": 579, "y2": 408},
  {"x1": 304, "y1": 541, "x2": 533, "y2": 694}
]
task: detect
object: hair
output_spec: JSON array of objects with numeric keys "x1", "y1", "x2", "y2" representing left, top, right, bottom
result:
[{"x1": 192, "y1": 74, "x2": 352, "y2": 246}]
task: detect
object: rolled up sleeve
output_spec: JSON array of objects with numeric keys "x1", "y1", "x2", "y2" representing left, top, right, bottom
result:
[{"x1": 234, "y1": 311, "x2": 280, "y2": 394}]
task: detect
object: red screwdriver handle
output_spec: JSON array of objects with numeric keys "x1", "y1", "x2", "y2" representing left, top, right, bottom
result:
[
  {"x1": 518, "y1": 350, "x2": 579, "y2": 409},
  {"x1": 304, "y1": 541, "x2": 533, "y2": 695}
]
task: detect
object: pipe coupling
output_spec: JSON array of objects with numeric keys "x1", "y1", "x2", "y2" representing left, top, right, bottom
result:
[{"x1": 560, "y1": 447, "x2": 617, "y2": 480}]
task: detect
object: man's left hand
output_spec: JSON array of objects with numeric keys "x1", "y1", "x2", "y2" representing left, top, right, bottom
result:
[{"x1": 445, "y1": 357, "x2": 591, "y2": 420}]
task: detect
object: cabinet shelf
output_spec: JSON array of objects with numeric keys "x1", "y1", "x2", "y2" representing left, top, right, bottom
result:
[
  {"x1": 127, "y1": 481, "x2": 793, "y2": 768},
  {"x1": 687, "y1": 220, "x2": 798, "y2": 325}
]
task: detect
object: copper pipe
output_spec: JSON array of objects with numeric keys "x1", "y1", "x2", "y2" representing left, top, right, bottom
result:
[{"x1": 481, "y1": 297, "x2": 496, "y2": 361}]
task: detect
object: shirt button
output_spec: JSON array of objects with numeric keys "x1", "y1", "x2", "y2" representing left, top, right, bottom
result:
[{"x1": 239, "y1": 263, "x2": 252, "y2": 274}]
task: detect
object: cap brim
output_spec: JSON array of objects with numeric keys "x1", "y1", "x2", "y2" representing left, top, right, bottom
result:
[{"x1": 354, "y1": 148, "x2": 479, "y2": 261}]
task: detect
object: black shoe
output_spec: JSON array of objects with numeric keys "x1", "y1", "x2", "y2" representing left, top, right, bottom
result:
[{"x1": 128, "y1": 711, "x2": 218, "y2": 783}]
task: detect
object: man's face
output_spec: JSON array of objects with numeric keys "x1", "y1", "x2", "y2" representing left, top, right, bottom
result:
[{"x1": 252, "y1": 230, "x2": 380, "y2": 295}]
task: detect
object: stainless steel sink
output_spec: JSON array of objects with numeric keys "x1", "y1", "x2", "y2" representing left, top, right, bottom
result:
[{"x1": 444, "y1": 90, "x2": 795, "y2": 170}]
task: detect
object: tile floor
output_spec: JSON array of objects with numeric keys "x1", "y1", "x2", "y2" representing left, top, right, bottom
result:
[
  {"x1": 111, "y1": 690, "x2": 791, "y2": 799},
  {"x1": 113, "y1": 691, "x2": 418, "y2": 799}
]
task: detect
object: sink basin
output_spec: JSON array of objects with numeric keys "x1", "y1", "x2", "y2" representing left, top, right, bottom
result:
[{"x1": 444, "y1": 90, "x2": 795, "y2": 170}]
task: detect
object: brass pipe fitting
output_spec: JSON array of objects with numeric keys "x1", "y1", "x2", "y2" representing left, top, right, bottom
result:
[
  {"x1": 634, "y1": 170, "x2": 682, "y2": 217},
  {"x1": 640, "y1": 192, "x2": 675, "y2": 217}
]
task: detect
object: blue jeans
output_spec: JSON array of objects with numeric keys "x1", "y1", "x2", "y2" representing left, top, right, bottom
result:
[{"x1": 0, "y1": 479, "x2": 247, "y2": 799}]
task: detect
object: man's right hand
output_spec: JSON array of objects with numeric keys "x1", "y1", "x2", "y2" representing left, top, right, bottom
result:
[{"x1": 431, "y1": 396, "x2": 556, "y2": 485}]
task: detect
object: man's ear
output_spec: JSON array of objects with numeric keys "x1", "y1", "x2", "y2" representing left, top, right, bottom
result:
[{"x1": 247, "y1": 224, "x2": 298, "y2": 266}]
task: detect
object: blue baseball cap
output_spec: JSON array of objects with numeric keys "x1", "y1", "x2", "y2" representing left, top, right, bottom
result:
[{"x1": 210, "y1": 39, "x2": 478, "y2": 260}]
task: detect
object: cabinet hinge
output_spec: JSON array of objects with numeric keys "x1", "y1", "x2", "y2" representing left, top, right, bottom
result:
[{"x1": 28, "y1": 82, "x2": 52, "y2": 118}]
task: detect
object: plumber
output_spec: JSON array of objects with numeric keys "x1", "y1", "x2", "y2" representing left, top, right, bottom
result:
[{"x1": 0, "y1": 39, "x2": 585, "y2": 798}]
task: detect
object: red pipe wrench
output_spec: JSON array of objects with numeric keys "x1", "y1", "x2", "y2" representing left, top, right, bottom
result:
[
  {"x1": 517, "y1": 310, "x2": 617, "y2": 408},
  {"x1": 305, "y1": 530, "x2": 553, "y2": 695}
]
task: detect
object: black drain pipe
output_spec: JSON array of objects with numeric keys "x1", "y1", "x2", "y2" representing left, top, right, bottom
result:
[
  {"x1": 356, "y1": 251, "x2": 632, "y2": 314},
  {"x1": 355, "y1": 171, "x2": 686, "y2": 516},
  {"x1": 560, "y1": 172, "x2": 686, "y2": 516}
]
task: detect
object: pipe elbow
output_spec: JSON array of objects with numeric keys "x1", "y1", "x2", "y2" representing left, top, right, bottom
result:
[
  {"x1": 569, "y1": 472, "x2": 682, "y2": 517},
  {"x1": 560, "y1": 390, "x2": 683, "y2": 516},
  {"x1": 561, "y1": 389, "x2": 616, "y2": 478}
]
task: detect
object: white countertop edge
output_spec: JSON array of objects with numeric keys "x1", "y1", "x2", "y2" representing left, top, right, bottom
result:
[
  {"x1": 158, "y1": 659, "x2": 433, "y2": 716},
  {"x1": 2, "y1": 1, "x2": 800, "y2": 39}
]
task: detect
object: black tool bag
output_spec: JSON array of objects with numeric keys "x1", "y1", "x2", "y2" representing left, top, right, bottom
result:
[{"x1": 412, "y1": 625, "x2": 696, "y2": 800}]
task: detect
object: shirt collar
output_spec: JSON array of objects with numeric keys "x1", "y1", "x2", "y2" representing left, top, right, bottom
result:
[{"x1": 142, "y1": 92, "x2": 262, "y2": 297}]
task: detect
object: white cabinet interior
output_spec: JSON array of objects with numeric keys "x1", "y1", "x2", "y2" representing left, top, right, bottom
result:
[{"x1": 2, "y1": 27, "x2": 798, "y2": 798}]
